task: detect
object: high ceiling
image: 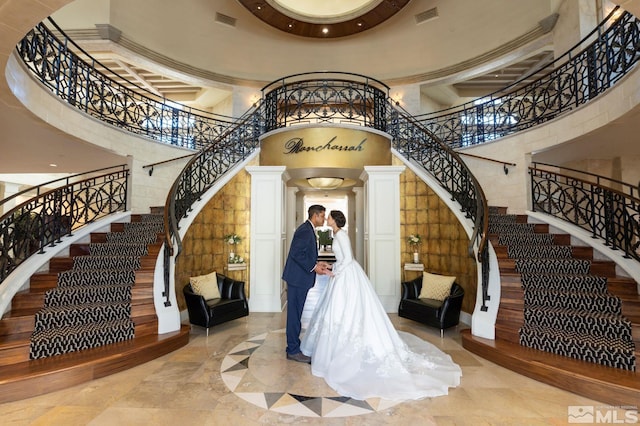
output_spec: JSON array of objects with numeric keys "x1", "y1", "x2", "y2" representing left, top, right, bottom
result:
[
  {"x1": 57, "y1": 0, "x2": 560, "y2": 112},
  {"x1": 77, "y1": 51, "x2": 228, "y2": 109},
  {"x1": 51, "y1": 0, "x2": 562, "y2": 109},
  {"x1": 1, "y1": 0, "x2": 639, "y2": 179}
]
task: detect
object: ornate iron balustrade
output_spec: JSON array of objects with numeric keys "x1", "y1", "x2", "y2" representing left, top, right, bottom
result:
[
  {"x1": 388, "y1": 107, "x2": 490, "y2": 310},
  {"x1": 15, "y1": 10, "x2": 640, "y2": 155},
  {"x1": 0, "y1": 165, "x2": 129, "y2": 282},
  {"x1": 162, "y1": 74, "x2": 490, "y2": 309},
  {"x1": 18, "y1": 10, "x2": 640, "y2": 309},
  {"x1": 261, "y1": 72, "x2": 389, "y2": 132},
  {"x1": 530, "y1": 163, "x2": 640, "y2": 261},
  {"x1": 414, "y1": 8, "x2": 640, "y2": 149},
  {"x1": 16, "y1": 19, "x2": 235, "y2": 151},
  {"x1": 162, "y1": 106, "x2": 262, "y2": 306}
]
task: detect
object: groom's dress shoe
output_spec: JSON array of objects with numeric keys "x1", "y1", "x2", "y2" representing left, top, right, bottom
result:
[{"x1": 287, "y1": 352, "x2": 311, "y2": 364}]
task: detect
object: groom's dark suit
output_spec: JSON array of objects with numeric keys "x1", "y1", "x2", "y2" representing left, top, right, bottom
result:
[{"x1": 282, "y1": 220, "x2": 318, "y2": 355}]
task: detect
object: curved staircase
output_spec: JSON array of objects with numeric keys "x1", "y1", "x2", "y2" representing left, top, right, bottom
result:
[
  {"x1": 462, "y1": 207, "x2": 640, "y2": 405},
  {"x1": 0, "y1": 212, "x2": 189, "y2": 403}
]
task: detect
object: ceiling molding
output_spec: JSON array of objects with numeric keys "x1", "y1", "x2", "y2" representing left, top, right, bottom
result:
[
  {"x1": 64, "y1": 25, "x2": 553, "y2": 95},
  {"x1": 237, "y1": 0, "x2": 410, "y2": 38},
  {"x1": 386, "y1": 29, "x2": 553, "y2": 87}
]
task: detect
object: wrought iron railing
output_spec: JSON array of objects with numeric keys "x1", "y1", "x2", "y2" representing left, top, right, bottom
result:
[
  {"x1": 388, "y1": 108, "x2": 490, "y2": 310},
  {"x1": 259, "y1": 73, "x2": 490, "y2": 309},
  {"x1": 13, "y1": 9, "x2": 640, "y2": 309},
  {"x1": 161, "y1": 105, "x2": 262, "y2": 306},
  {"x1": 261, "y1": 72, "x2": 389, "y2": 131},
  {"x1": 530, "y1": 162, "x2": 640, "y2": 261},
  {"x1": 16, "y1": 18, "x2": 235, "y2": 151},
  {"x1": 414, "y1": 8, "x2": 640, "y2": 149},
  {"x1": 0, "y1": 165, "x2": 129, "y2": 282},
  {"x1": 15, "y1": 11, "x2": 640, "y2": 157}
]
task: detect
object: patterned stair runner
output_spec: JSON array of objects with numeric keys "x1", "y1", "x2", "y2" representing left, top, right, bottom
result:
[
  {"x1": 29, "y1": 215, "x2": 162, "y2": 360},
  {"x1": 490, "y1": 210, "x2": 636, "y2": 371}
]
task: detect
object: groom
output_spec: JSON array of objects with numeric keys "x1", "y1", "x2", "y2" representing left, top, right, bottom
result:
[{"x1": 282, "y1": 204, "x2": 329, "y2": 363}]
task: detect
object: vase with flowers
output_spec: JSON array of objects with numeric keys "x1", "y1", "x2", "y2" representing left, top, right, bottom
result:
[
  {"x1": 224, "y1": 233, "x2": 242, "y2": 260},
  {"x1": 407, "y1": 234, "x2": 422, "y2": 263}
]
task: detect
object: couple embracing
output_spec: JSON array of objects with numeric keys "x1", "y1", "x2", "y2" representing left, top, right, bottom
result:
[{"x1": 282, "y1": 204, "x2": 461, "y2": 401}]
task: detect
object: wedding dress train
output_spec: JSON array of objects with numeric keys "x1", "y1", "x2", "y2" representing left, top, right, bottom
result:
[{"x1": 300, "y1": 230, "x2": 462, "y2": 401}]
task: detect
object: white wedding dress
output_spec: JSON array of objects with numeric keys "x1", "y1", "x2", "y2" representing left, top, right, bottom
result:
[{"x1": 300, "y1": 230, "x2": 462, "y2": 401}]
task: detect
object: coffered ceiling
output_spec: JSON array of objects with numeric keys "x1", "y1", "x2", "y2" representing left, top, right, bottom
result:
[
  {"x1": 78, "y1": 51, "x2": 231, "y2": 109},
  {"x1": 77, "y1": 46, "x2": 556, "y2": 112}
]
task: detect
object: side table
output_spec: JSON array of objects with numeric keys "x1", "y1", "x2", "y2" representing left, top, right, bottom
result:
[{"x1": 403, "y1": 262, "x2": 424, "y2": 281}]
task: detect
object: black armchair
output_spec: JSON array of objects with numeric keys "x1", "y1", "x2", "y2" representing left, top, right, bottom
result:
[
  {"x1": 183, "y1": 273, "x2": 249, "y2": 335},
  {"x1": 398, "y1": 276, "x2": 464, "y2": 338}
]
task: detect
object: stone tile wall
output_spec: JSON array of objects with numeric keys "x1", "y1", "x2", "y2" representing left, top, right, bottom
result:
[
  {"x1": 399, "y1": 165, "x2": 477, "y2": 314},
  {"x1": 175, "y1": 168, "x2": 252, "y2": 309},
  {"x1": 175, "y1": 161, "x2": 477, "y2": 314}
]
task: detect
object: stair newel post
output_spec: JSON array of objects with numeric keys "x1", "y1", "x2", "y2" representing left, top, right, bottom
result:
[
  {"x1": 603, "y1": 189, "x2": 615, "y2": 248},
  {"x1": 529, "y1": 167, "x2": 536, "y2": 212},
  {"x1": 479, "y1": 243, "x2": 489, "y2": 312},
  {"x1": 163, "y1": 244, "x2": 172, "y2": 307}
]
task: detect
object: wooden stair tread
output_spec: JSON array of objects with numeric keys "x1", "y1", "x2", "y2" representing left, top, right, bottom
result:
[
  {"x1": 0, "y1": 325, "x2": 190, "y2": 403},
  {"x1": 617, "y1": 292, "x2": 640, "y2": 302},
  {"x1": 489, "y1": 207, "x2": 639, "y2": 403},
  {"x1": 0, "y1": 332, "x2": 31, "y2": 350},
  {"x1": 461, "y1": 329, "x2": 640, "y2": 405},
  {"x1": 0, "y1": 327, "x2": 187, "y2": 379}
]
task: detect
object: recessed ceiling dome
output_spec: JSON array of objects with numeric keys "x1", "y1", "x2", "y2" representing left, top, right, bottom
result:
[
  {"x1": 268, "y1": 0, "x2": 382, "y2": 23},
  {"x1": 238, "y1": 0, "x2": 410, "y2": 38}
]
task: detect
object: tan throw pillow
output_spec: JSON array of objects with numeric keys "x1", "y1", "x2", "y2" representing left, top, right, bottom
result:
[
  {"x1": 419, "y1": 272, "x2": 456, "y2": 301},
  {"x1": 190, "y1": 271, "x2": 221, "y2": 300}
]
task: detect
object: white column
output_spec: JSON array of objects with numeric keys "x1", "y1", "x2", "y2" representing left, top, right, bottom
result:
[
  {"x1": 361, "y1": 166, "x2": 405, "y2": 312},
  {"x1": 246, "y1": 166, "x2": 287, "y2": 312},
  {"x1": 352, "y1": 187, "x2": 365, "y2": 265}
]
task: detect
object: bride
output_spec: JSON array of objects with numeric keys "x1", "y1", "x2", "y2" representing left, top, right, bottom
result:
[{"x1": 300, "y1": 210, "x2": 462, "y2": 401}]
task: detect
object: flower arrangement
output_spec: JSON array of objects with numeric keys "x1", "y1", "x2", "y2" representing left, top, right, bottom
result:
[
  {"x1": 224, "y1": 234, "x2": 242, "y2": 245},
  {"x1": 229, "y1": 254, "x2": 245, "y2": 264},
  {"x1": 407, "y1": 234, "x2": 422, "y2": 247}
]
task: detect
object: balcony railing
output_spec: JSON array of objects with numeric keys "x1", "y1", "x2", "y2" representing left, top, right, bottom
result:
[
  {"x1": 261, "y1": 72, "x2": 389, "y2": 131},
  {"x1": 0, "y1": 165, "x2": 129, "y2": 282},
  {"x1": 414, "y1": 8, "x2": 640, "y2": 149},
  {"x1": 16, "y1": 11, "x2": 640, "y2": 154},
  {"x1": 16, "y1": 19, "x2": 236, "y2": 151},
  {"x1": 530, "y1": 162, "x2": 640, "y2": 261}
]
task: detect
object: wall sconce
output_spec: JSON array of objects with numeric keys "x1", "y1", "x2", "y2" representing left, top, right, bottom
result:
[
  {"x1": 250, "y1": 94, "x2": 260, "y2": 107},
  {"x1": 392, "y1": 93, "x2": 402, "y2": 106},
  {"x1": 307, "y1": 177, "x2": 344, "y2": 190}
]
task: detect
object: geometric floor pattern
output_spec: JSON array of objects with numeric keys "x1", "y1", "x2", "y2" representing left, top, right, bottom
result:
[
  {"x1": 0, "y1": 313, "x2": 614, "y2": 424},
  {"x1": 220, "y1": 330, "x2": 403, "y2": 418}
]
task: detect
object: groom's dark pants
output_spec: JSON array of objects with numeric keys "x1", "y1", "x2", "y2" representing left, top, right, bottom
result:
[{"x1": 286, "y1": 284, "x2": 311, "y2": 355}]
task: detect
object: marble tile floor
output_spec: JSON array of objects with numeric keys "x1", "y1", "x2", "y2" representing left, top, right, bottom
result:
[{"x1": 0, "y1": 312, "x2": 613, "y2": 425}]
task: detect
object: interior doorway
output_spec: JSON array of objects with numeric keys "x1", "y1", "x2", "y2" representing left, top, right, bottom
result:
[{"x1": 304, "y1": 193, "x2": 349, "y2": 232}]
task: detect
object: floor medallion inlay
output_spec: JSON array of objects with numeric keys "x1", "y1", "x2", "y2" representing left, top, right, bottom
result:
[{"x1": 220, "y1": 329, "x2": 403, "y2": 418}]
